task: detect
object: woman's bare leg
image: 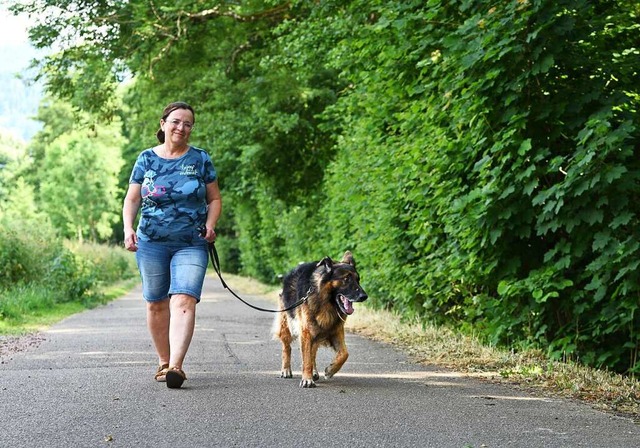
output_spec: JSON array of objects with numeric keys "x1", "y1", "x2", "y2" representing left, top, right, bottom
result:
[
  {"x1": 147, "y1": 298, "x2": 171, "y2": 365},
  {"x1": 168, "y1": 293, "x2": 197, "y2": 369}
]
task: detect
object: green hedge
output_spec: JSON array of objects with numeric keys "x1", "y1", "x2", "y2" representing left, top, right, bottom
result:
[{"x1": 224, "y1": 0, "x2": 640, "y2": 373}]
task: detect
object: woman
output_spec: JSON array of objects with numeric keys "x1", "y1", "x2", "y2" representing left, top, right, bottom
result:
[{"x1": 123, "y1": 101, "x2": 221, "y2": 389}]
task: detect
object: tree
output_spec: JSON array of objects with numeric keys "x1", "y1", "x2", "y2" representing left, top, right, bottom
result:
[
  {"x1": 38, "y1": 123, "x2": 126, "y2": 242},
  {"x1": 0, "y1": 131, "x2": 46, "y2": 223},
  {"x1": 9, "y1": 0, "x2": 292, "y2": 117}
]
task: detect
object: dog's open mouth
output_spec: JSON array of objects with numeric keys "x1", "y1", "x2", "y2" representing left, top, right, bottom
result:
[{"x1": 337, "y1": 294, "x2": 355, "y2": 315}]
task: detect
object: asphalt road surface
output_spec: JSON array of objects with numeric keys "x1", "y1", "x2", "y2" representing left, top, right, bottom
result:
[{"x1": 1, "y1": 277, "x2": 639, "y2": 448}]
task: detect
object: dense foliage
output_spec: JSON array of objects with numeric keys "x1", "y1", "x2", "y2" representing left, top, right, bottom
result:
[
  {"x1": 8, "y1": 0, "x2": 640, "y2": 373},
  {"x1": 0, "y1": 215, "x2": 137, "y2": 324},
  {"x1": 312, "y1": 1, "x2": 640, "y2": 375}
]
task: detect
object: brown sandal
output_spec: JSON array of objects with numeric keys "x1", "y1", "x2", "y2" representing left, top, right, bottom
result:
[
  {"x1": 154, "y1": 364, "x2": 169, "y2": 382},
  {"x1": 166, "y1": 366, "x2": 187, "y2": 389}
]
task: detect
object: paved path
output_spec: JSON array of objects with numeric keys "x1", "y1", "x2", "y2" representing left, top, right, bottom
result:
[{"x1": 1, "y1": 277, "x2": 639, "y2": 447}]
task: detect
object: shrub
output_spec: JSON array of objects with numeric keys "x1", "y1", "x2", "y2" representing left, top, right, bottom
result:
[{"x1": 0, "y1": 216, "x2": 138, "y2": 324}]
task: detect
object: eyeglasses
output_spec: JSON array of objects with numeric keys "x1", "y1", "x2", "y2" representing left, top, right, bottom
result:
[{"x1": 166, "y1": 119, "x2": 194, "y2": 130}]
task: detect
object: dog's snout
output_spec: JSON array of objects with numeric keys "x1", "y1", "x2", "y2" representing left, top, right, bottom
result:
[{"x1": 358, "y1": 291, "x2": 368, "y2": 302}]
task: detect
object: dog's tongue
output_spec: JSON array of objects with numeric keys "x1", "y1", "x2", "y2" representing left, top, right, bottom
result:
[{"x1": 341, "y1": 296, "x2": 354, "y2": 315}]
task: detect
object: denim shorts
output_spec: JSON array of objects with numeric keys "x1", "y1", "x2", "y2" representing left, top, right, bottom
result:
[{"x1": 135, "y1": 240, "x2": 208, "y2": 303}]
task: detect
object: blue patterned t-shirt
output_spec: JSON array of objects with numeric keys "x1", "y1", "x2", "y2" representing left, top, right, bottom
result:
[{"x1": 129, "y1": 146, "x2": 217, "y2": 243}]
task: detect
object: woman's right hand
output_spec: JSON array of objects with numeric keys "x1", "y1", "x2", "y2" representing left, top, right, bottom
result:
[
  {"x1": 124, "y1": 229, "x2": 138, "y2": 252},
  {"x1": 122, "y1": 183, "x2": 142, "y2": 252}
]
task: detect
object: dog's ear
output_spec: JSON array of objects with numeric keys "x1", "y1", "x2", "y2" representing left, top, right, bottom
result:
[
  {"x1": 317, "y1": 256, "x2": 334, "y2": 274},
  {"x1": 341, "y1": 251, "x2": 355, "y2": 268}
]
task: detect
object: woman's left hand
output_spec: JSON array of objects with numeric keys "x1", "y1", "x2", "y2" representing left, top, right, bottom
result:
[{"x1": 201, "y1": 227, "x2": 217, "y2": 243}]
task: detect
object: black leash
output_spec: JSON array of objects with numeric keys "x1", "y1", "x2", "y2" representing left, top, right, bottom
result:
[{"x1": 205, "y1": 241, "x2": 309, "y2": 313}]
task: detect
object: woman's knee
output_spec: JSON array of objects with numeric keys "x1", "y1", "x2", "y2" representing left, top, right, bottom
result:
[
  {"x1": 170, "y1": 294, "x2": 197, "y2": 311},
  {"x1": 147, "y1": 298, "x2": 170, "y2": 314}
]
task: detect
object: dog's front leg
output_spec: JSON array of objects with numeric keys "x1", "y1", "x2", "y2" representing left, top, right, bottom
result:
[
  {"x1": 325, "y1": 329, "x2": 349, "y2": 379},
  {"x1": 299, "y1": 329, "x2": 317, "y2": 388}
]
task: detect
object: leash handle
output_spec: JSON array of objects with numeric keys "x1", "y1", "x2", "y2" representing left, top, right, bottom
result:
[{"x1": 206, "y1": 242, "x2": 307, "y2": 313}]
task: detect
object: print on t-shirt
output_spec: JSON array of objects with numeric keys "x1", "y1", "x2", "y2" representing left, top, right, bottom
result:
[{"x1": 141, "y1": 169, "x2": 166, "y2": 209}]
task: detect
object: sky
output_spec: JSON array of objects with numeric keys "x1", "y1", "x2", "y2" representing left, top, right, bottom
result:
[
  {"x1": 0, "y1": 6, "x2": 30, "y2": 48},
  {"x1": 0, "y1": 7, "x2": 44, "y2": 141},
  {"x1": 0, "y1": 6, "x2": 38, "y2": 72}
]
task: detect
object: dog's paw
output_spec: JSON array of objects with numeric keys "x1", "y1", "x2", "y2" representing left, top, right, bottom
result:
[
  {"x1": 324, "y1": 367, "x2": 335, "y2": 380},
  {"x1": 299, "y1": 378, "x2": 317, "y2": 388},
  {"x1": 312, "y1": 370, "x2": 320, "y2": 381},
  {"x1": 280, "y1": 369, "x2": 293, "y2": 378}
]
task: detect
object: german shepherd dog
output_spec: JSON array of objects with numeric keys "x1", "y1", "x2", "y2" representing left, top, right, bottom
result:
[{"x1": 273, "y1": 251, "x2": 368, "y2": 388}]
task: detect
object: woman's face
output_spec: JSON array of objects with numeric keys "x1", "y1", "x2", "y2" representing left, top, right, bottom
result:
[{"x1": 161, "y1": 108, "x2": 194, "y2": 146}]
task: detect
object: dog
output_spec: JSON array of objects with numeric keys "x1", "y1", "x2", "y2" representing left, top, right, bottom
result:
[{"x1": 273, "y1": 251, "x2": 368, "y2": 388}]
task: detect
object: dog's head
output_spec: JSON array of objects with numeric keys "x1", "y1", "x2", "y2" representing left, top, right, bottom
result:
[{"x1": 316, "y1": 251, "x2": 368, "y2": 316}]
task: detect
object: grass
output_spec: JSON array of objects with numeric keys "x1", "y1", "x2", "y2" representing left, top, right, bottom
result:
[
  {"x1": 0, "y1": 302, "x2": 87, "y2": 335},
  {"x1": 0, "y1": 277, "x2": 140, "y2": 335},
  {"x1": 0, "y1": 239, "x2": 139, "y2": 335},
  {"x1": 346, "y1": 306, "x2": 640, "y2": 421}
]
